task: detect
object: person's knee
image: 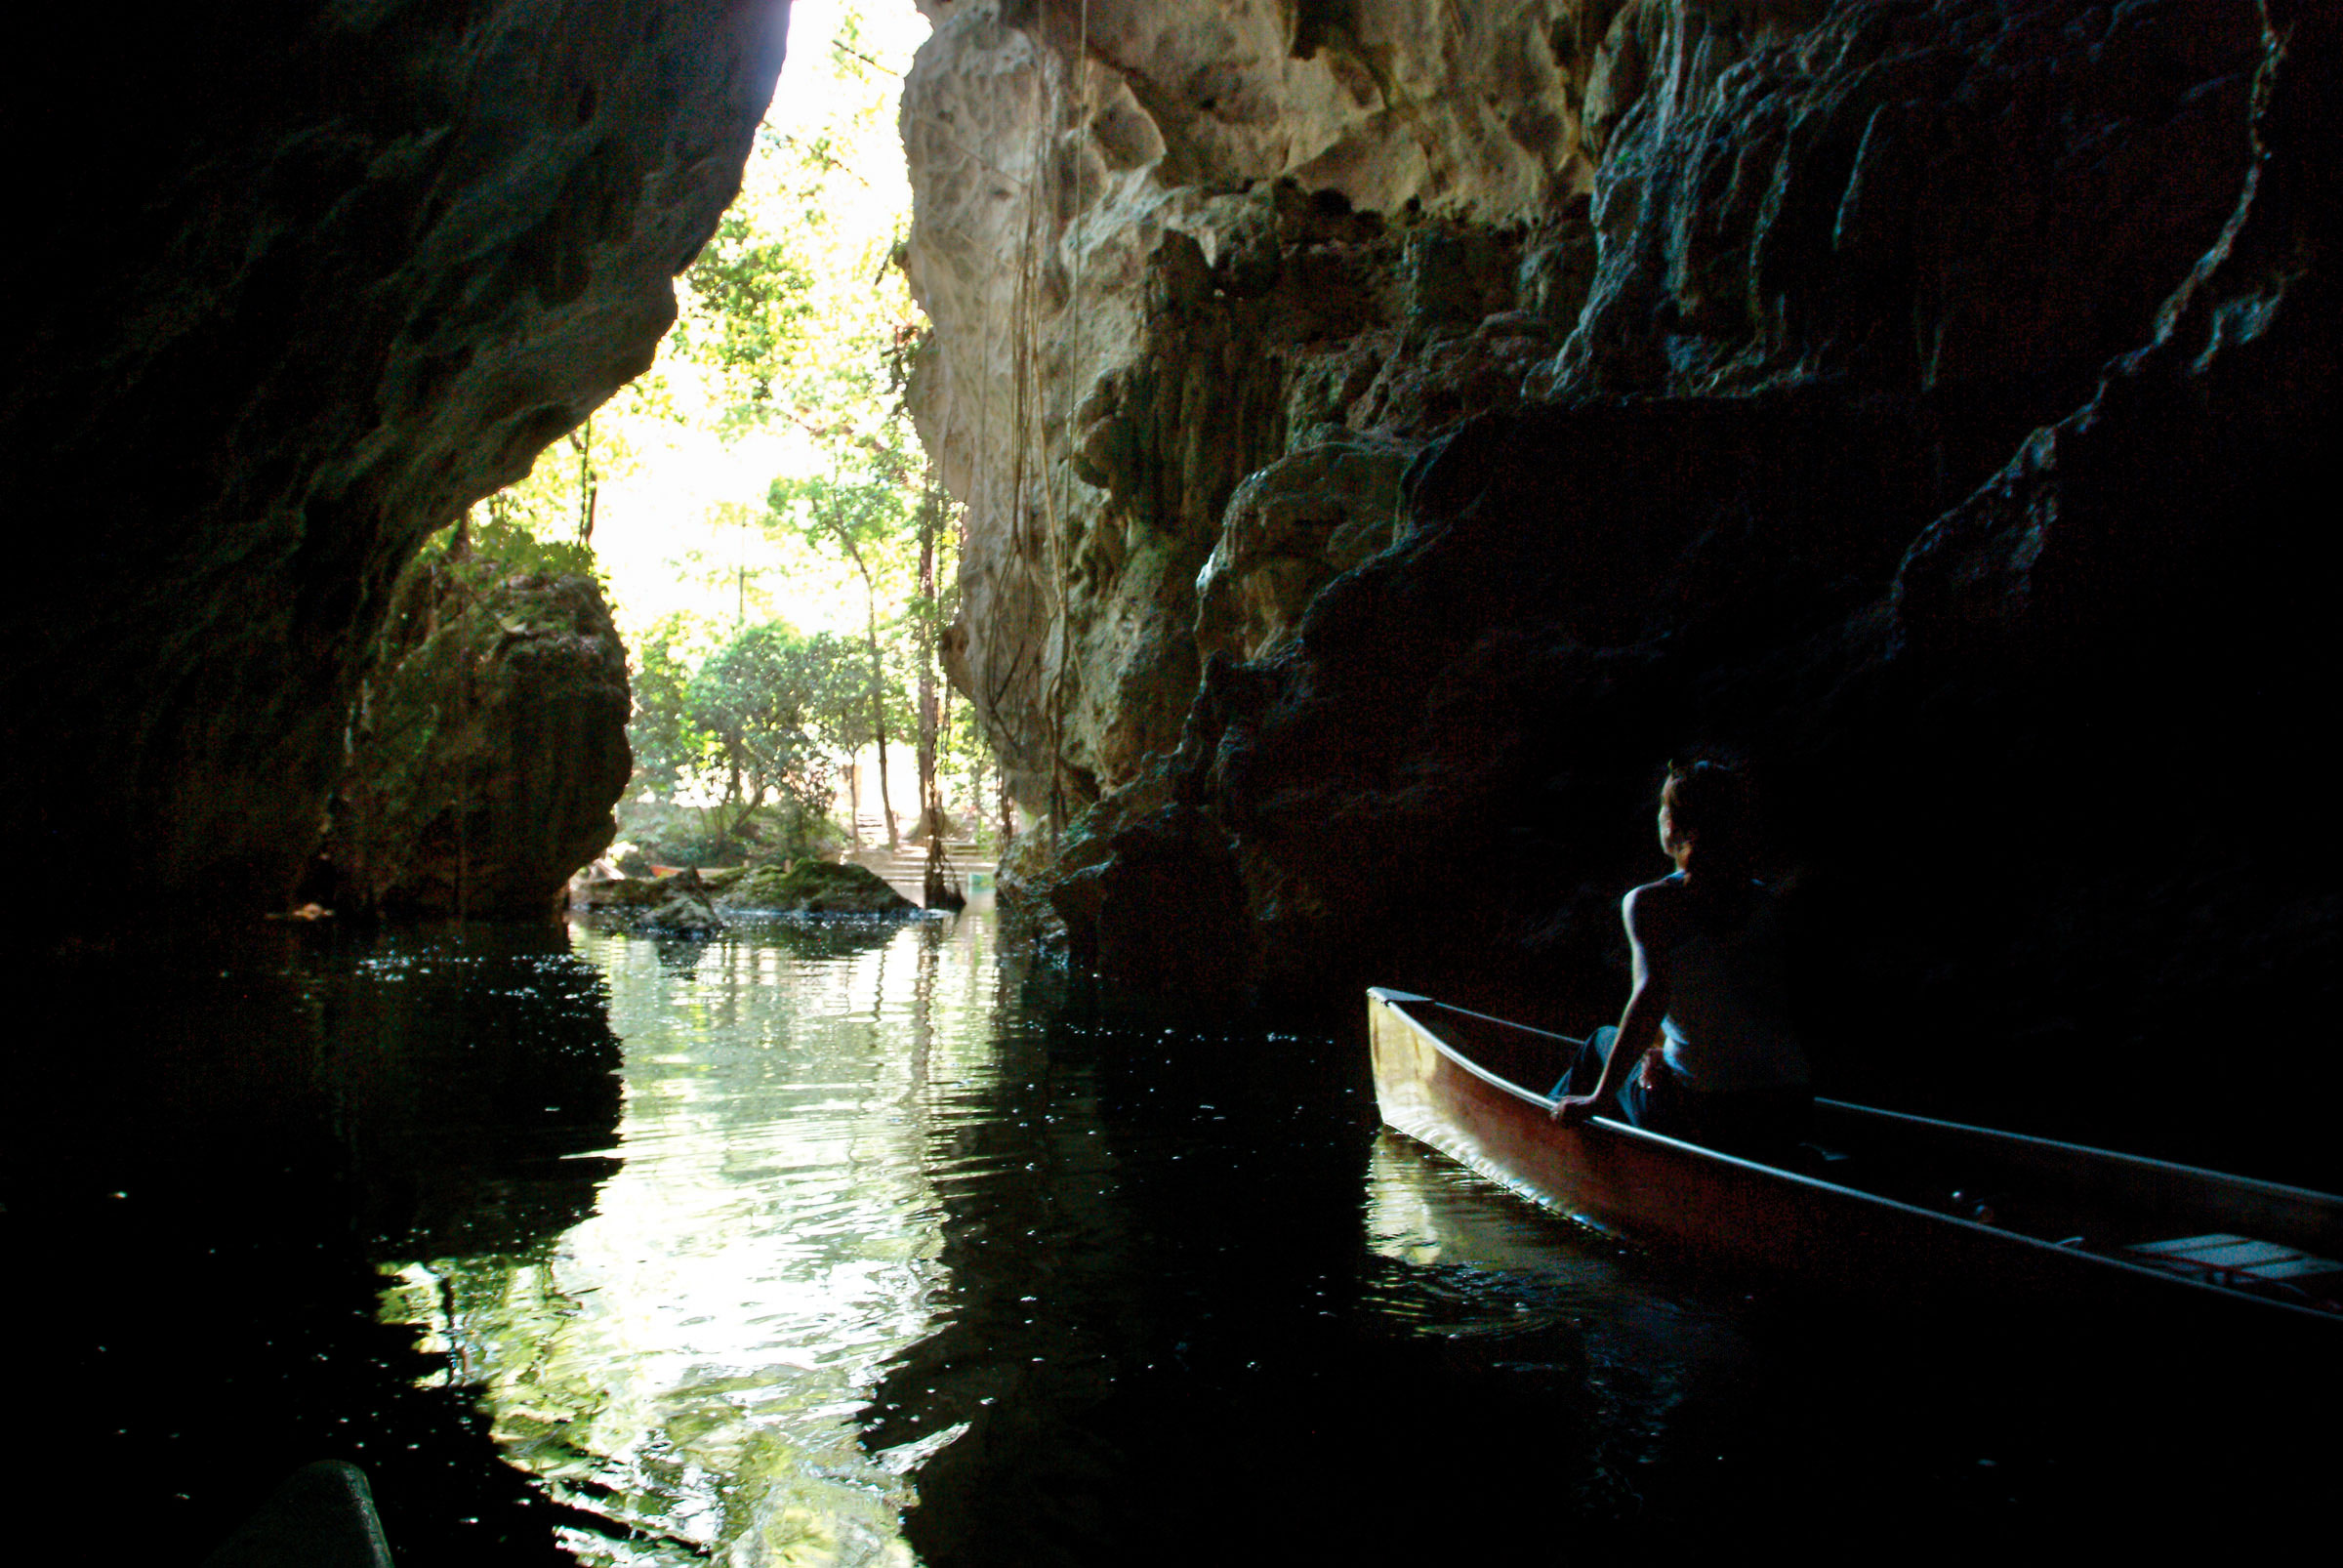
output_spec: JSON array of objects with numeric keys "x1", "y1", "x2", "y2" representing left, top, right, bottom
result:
[{"x1": 1591, "y1": 1024, "x2": 1621, "y2": 1061}]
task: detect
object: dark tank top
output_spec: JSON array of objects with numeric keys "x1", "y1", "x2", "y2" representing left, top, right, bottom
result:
[{"x1": 1657, "y1": 880, "x2": 1810, "y2": 1093}]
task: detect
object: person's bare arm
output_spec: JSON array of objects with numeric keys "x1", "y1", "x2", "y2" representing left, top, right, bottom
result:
[{"x1": 1551, "y1": 884, "x2": 1674, "y2": 1126}]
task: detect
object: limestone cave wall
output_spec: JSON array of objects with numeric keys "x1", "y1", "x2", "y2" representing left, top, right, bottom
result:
[
  {"x1": 1, "y1": 2, "x2": 790, "y2": 947},
  {"x1": 908, "y1": 0, "x2": 2269, "y2": 812},
  {"x1": 905, "y1": 0, "x2": 2338, "y2": 1178},
  {"x1": 906, "y1": 0, "x2": 1617, "y2": 808}
]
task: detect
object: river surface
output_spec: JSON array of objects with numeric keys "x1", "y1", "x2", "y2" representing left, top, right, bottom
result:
[{"x1": 12, "y1": 913, "x2": 2328, "y2": 1563}]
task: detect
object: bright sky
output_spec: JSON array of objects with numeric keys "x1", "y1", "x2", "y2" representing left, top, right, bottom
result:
[{"x1": 592, "y1": 1, "x2": 933, "y2": 645}]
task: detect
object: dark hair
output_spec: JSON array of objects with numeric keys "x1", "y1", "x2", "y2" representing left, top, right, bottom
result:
[{"x1": 1661, "y1": 759, "x2": 1754, "y2": 875}]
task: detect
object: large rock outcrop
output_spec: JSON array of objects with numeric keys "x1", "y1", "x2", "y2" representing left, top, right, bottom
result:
[
  {"x1": 319, "y1": 548, "x2": 633, "y2": 919},
  {"x1": 907, "y1": 0, "x2": 2265, "y2": 812},
  {"x1": 906, "y1": 0, "x2": 1611, "y2": 811},
  {"x1": 0, "y1": 3, "x2": 790, "y2": 948},
  {"x1": 907, "y1": 1, "x2": 2338, "y2": 1177}
]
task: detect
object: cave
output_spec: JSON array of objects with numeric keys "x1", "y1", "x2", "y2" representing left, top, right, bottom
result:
[
  {"x1": 5, "y1": 0, "x2": 2338, "y2": 1560},
  {"x1": 3, "y1": 3, "x2": 787, "y2": 940},
  {"x1": 905, "y1": 0, "x2": 2339, "y2": 1183}
]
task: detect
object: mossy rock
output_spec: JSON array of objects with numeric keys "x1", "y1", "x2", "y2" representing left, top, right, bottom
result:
[
  {"x1": 639, "y1": 887, "x2": 721, "y2": 932},
  {"x1": 571, "y1": 876, "x2": 673, "y2": 910},
  {"x1": 717, "y1": 860, "x2": 917, "y2": 915}
]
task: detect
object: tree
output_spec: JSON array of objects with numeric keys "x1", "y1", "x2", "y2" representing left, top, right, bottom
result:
[
  {"x1": 551, "y1": 6, "x2": 1017, "y2": 868},
  {"x1": 688, "y1": 624, "x2": 822, "y2": 824},
  {"x1": 914, "y1": 471, "x2": 944, "y2": 844},
  {"x1": 622, "y1": 613, "x2": 867, "y2": 864},
  {"x1": 671, "y1": 197, "x2": 818, "y2": 433},
  {"x1": 765, "y1": 433, "x2": 920, "y2": 847},
  {"x1": 629, "y1": 613, "x2": 718, "y2": 800}
]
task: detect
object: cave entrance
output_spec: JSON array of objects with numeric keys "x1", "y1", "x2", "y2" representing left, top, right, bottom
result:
[{"x1": 382, "y1": 3, "x2": 1007, "y2": 913}]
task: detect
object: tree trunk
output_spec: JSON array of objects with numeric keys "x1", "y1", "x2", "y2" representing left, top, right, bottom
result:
[
  {"x1": 575, "y1": 416, "x2": 596, "y2": 542},
  {"x1": 940, "y1": 679, "x2": 960, "y2": 836},
  {"x1": 915, "y1": 478, "x2": 940, "y2": 846},
  {"x1": 723, "y1": 740, "x2": 751, "y2": 857},
  {"x1": 869, "y1": 613, "x2": 896, "y2": 850},
  {"x1": 827, "y1": 516, "x2": 900, "y2": 852},
  {"x1": 850, "y1": 553, "x2": 897, "y2": 852}
]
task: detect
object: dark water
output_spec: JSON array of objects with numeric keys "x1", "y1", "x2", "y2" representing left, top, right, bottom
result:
[{"x1": 9, "y1": 914, "x2": 2333, "y2": 1563}]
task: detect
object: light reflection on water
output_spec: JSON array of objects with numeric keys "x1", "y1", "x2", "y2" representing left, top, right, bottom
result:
[
  {"x1": 363, "y1": 912, "x2": 1753, "y2": 1562},
  {"x1": 1361, "y1": 1134, "x2": 1749, "y2": 1506},
  {"x1": 21, "y1": 906, "x2": 2333, "y2": 1566},
  {"x1": 381, "y1": 917, "x2": 997, "y2": 1566},
  {"x1": 314, "y1": 911, "x2": 2329, "y2": 1564}
]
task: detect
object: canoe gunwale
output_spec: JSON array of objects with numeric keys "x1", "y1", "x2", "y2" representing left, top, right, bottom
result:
[
  {"x1": 1373, "y1": 988, "x2": 1999, "y2": 1229},
  {"x1": 1394, "y1": 990, "x2": 2341, "y2": 1217},
  {"x1": 1813, "y1": 1097, "x2": 2343, "y2": 1216},
  {"x1": 1367, "y1": 989, "x2": 2343, "y2": 1325}
]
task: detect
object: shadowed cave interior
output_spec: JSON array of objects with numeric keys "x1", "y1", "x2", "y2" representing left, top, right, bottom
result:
[{"x1": 3, "y1": 1, "x2": 2336, "y2": 1562}]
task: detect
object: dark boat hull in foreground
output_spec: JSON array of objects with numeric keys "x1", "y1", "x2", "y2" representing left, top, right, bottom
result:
[{"x1": 1368, "y1": 989, "x2": 2343, "y2": 1326}]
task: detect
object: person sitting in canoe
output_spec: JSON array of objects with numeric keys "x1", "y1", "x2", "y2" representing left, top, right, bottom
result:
[{"x1": 1548, "y1": 760, "x2": 1812, "y2": 1161}]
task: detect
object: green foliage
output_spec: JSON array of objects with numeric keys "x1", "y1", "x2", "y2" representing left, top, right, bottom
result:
[
  {"x1": 663, "y1": 6, "x2": 917, "y2": 446},
  {"x1": 418, "y1": 507, "x2": 597, "y2": 586},
  {"x1": 622, "y1": 615, "x2": 907, "y2": 861},
  {"x1": 514, "y1": 6, "x2": 1008, "y2": 857},
  {"x1": 467, "y1": 393, "x2": 642, "y2": 560},
  {"x1": 615, "y1": 796, "x2": 842, "y2": 870},
  {"x1": 626, "y1": 614, "x2": 720, "y2": 799},
  {"x1": 674, "y1": 201, "x2": 818, "y2": 432},
  {"x1": 688, "y1": 622, "x2": 828, "y2": 804},
  {"x1": 766, "y1": 438, "x2": 919, "y2": 565}
]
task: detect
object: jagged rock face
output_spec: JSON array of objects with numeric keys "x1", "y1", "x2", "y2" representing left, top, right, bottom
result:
[
  {"x1": 0, "y1": 4, "x2": 788, "y2": 946},
  {"x1": 904, "y1": 0, "x2": 1599, "y2": 810},
  {"x1": 906, "y1": 0, "x2": 2259, "y2": 815},
  {"x1": 321, "y1": 557, "x2": 632, "y2": 920},
  {"x1": 910, "y1": 1, "x2": 2338, "y2": 1171},
  {"x1": 1194, "y1": 428, "x2": 1414, "y2": 664},
  {"x1": 1549, "y1": 0, "x2": 2259, "y2": 397}
]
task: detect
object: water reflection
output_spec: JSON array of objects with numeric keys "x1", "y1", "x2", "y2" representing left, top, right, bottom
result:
[
  {"x1": 381, "y1": 915, "x2": 991, "y2": 1565},
  {"x1": 15, "y1": 923, "x2": 625, "y2": 1566},
  {"x1": 25, "y1": 914, "x2": 2327, "y2": 1564},
  {"x1": 1361, "y1": 1134, "x2": 1753, "y2": 1515},
  {"x1": 861, "y1": 992, "x2": 1628, "y2": 1568},
  {"x1": 323, "y1": 932, "x2": 625, "y2": 1259}
]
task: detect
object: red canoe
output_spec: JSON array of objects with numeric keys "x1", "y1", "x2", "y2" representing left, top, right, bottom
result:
[{"x1": 1368, "y1": 988, "x2": 2343, "y2": 1326}]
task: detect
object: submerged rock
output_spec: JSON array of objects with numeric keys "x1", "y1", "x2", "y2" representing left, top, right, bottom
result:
[
  {"x1": 717, "y1": 861, "x2": 919, "y2": 916},
  {"x1": 575, "y1": 867, "x2": 725, "y2": 931}
]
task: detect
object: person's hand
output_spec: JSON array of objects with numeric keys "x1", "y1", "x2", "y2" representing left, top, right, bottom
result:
[
  {"x1": 1636, "y1": 1051, "x2": 1663, "y2": 1091},
  {"x1": 1550, "y1": 1093, "x2": 1600, "y2": 1127}
]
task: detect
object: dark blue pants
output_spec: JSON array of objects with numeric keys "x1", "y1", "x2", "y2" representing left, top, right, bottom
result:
[{"x1": 1553, "y1": 1025, "x2": 1811, "y2": 1164}]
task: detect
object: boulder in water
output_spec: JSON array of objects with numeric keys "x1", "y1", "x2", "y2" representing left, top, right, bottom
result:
[
  {"x1": 570, "y1": 876, "x2": 672, "y2": 911},
  {"x1": 717, "y1": 861, "x2": 918, "y2": 916},
  {"x1": 638, "y1": 869, "x2": 721, "y2": 934},
  {"x1": 323, "y1": 558, "x2": 631, "y2": 920}
]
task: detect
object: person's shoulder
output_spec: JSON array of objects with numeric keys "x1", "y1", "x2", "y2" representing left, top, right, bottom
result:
[{"x1": 1623, "y1": 874, "x2": 1688, "y2": 934}]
